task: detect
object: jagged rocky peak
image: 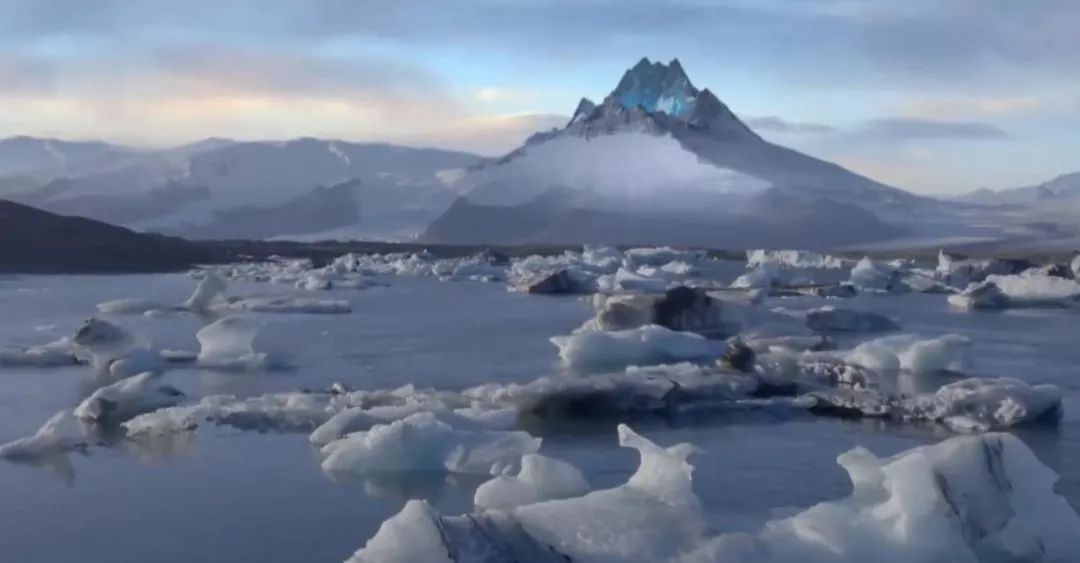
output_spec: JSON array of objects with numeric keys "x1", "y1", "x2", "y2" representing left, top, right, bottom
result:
[
  {"x1": 610, "y1": 57, "x2": 699, "y2": 117},
  {"x1": 569, "y1": 97, "x2": 598, "y2": 125}
]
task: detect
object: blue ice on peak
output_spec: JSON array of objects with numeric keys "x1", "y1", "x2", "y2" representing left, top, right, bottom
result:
[{"x1": 610, "y1": 57, "x2": 700, "y2": 118}]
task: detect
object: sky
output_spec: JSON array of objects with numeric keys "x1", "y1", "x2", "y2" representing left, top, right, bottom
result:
[{"x1": 0, "y1": 0, "x2": 1078, "y2": 195}]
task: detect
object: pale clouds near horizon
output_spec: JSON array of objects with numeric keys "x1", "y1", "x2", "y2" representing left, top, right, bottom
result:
[{"x1": 0, "y1": 0, "x2": 1077, "y2": 194}]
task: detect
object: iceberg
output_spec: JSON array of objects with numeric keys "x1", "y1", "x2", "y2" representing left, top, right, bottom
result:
[
  {"x1": 0, "y1": 337, "x2": 81, "y2": 367},
  {"x1": 550, "y1": 325, "x2": 727, "y2": 372},
  {"x1": 72, "y1": 317, "x2": 138, "y2": 370},
  {"x1": 847, "y1": 334, "x2": 971, "y2": 375},
  {"x1": 195, "y1": 317, "x2": 268, "y2": 371},
  {"x1": 746, "y1": 250, "x2": 848, "y2": 270},
  {"x1": 947, "y1": 280, "x2": 1010, "y2": 310},
  {"x1": 808, "y1": 376, "x2": 1061, "y2": 431},
  {"x1": 849, "y1": 257, "x2": 903, "y2": 292},
  {"x1": 74, "y1": 372, "x2": 185, "y2": 423},
  {"x1": 349, "y1": 423, "x2": 705, "y2": 563},
  {"x1": 474, "y1": 453, "x2": 591, "y2": 511},
  {"x1": 350, "y1": 427, "x2": 1080, "y2": 563},
  {"x1": 0, "y1": 410, "x2": 85, "y2": 460},
  {"x1": 320, "y1": 412, "x2": 541, "y2": 476},
  {"x1": 183, "y1": 271, "x2": 227, "y2": 311},
  {"x1": 984, "y1": 272, "x2": 1080, "y2": 307}
]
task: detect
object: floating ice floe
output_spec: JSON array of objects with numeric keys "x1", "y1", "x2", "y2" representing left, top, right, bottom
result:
[
  {"x1": 474, "y1": 453, "x2": 591, "y2": 511},
  {"x1": 596, "y1": 268, "x2": 672, "y2": 294},
  {"x1": 849, "y1": 334, "x2": 971, "y2": 375},
  {"x1": 0, "y1": 410, "x2": 86, "y2": 482},
  {"x1": 74, "y1": 372, "x2": 185, "y2": 423},
  {"x1": 948, "y1": 272, "x2": 1080, "y2": 310},
  {"x1": 551, "y1": 325, "x2": 727, "y2": 372},
  {"x1": 319, "y1": 412, "x2": 541, "y2": 476},
  {"x1": 349, "y1": 424, "x2": 703, "y2": 563},
  {"x1": 0, "y1": 336, "x2": 82, "y2": 367},
  {"x1": 350, "y1": 427, "x2": 1080, "y2": 563},
  {"x1": 582, "y1": 286, "x2": 727, "y2": 336},
  {"x1": 947, "y1": 280, "x2": 1010, "y2": 310},
  {"x1": 195, "y1": 317, "x2": 269, "y2": 371},
  {"x1": 184, "y1": 271, "x2": 228, "y2": 311},
  {"x1": 0, "y1": 410, "x2": 86, "y2": 460},
  {"x1": 849, "y1": 257, "x2": 903, "y2": 292},
  {"x1": 733, "y1": 250, "x2": 851, "y2": 290},
  {"x1": 72, "y1": 317, "x2": 140, "y2": 371},
  {"x1": 805, "y1": 306, "x2": 900, "y2": 333},
  {"x1": 983, "y1": 272, "x2": 1080, "y2": 307},
  {"x1": 808, "y1": 376, "x2": 1060, "y2": 431},
  {"x1": 936, "y1": 250, "x2": 1031, "y2": 288},
  {"x1": 226, "y1": 296, "x2": 352, "y2": 314}
]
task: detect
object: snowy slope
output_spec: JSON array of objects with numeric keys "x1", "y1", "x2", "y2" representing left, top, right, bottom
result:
[
  {"x1": 4, "y1": 138, "x2": 481, "y2": 240},
  {"x1": 963, "y1": 171, "x2": 1080, "y2": 205}
]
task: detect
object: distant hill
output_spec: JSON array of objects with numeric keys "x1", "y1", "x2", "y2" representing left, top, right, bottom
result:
[
  {"x1": 1, "y1": 138, "x2": 481, "y2": 241},
  {"x1": 0, "y1": 199, "x2": 230, "y2": 273}
]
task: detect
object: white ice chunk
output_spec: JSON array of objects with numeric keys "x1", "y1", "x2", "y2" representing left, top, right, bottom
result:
[
  {"x1": 72, "y1": 317, "x2": 138, "y2": 369},
  {"x1": 74, "y1": 372, "x2": 185, "y2": 422},
  {"x1": 353, "y1": 430, "x2": 1080, "y2": 563},
  {"x1": 350, "y1": 423, "x2": 705, "y2": 563},
  {"x1": 0, "y1": 337, "x2": 80, "y2": 367},
  {"x1": 183, "y1": 271, "x2": 227, "y2": 311},
  {"x1": 475, "y1": 453, "x2": 591, "y2": 511},
  {"x1": 320, "y1": 412, "x2": 541, "y2": 476},
  {"x1": 985, "y1": 272, "x2": 1080, "y2": 306},
  {"x1": 910, "y1": 377, "x2": 1062, "y2": 432},
  {"x1": 195, "y1": 317, "x2": 268, "y2": 370},
  {"x1": 746, "y1": 249, "x2": 848, "y2": 270},
  {"x1": 551, "y1": 325, "x2": 726, "y2": 372},
  {"x1": 0, "y1": 411, "x2": 85, "y2": 460},
  {"x1": 848, "y1": 334, "x2": 971, "y2": 374},
  {"x1": 849, "y1": 256, "x2": 901, "y2": 292}
]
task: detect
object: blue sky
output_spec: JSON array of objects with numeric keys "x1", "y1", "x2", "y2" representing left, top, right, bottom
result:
[{"x1": 0, "y1": 0, "x2": 1077, "y2": 195}]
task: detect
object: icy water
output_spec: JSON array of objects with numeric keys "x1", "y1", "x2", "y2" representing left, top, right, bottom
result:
[{"x1": 0, "y1": 273, "x2": 1078, "y2": 562}]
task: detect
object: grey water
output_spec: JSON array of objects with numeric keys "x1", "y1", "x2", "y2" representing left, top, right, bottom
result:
[{"x1": 0, "y1": 274, "x2": 1077, "y2": 562}]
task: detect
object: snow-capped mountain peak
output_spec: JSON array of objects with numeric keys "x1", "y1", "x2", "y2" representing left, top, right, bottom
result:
[{"x1": 611, "y1": 57, "x2": 698, "y2": 118}]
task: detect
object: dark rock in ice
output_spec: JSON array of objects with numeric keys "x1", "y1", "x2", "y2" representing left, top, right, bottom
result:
[
  {"x1": 519, "y1": 269, "x2": 580, "y2": 294},
  {"x1": 652, "y1": 286, "x2": 721, "y2": 335},
  {"x1": 797, "y1": 284, "x2": 858, "y2": 298},
  {"x1": 722, "y1": 339, "x2": 756, "y2": 373},
  {"x1": 1039, "y1": 263, "x2": 1073, "y2": 279}
]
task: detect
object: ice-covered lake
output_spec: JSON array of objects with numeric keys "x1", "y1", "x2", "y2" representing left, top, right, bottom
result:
[{"x1": 0, "y1": 266, "x2": 1078, "y2": 562}]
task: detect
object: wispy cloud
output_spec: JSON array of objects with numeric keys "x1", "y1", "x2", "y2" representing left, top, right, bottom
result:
[
  {"x1": 744, "y1": 115, "x2": 834, "y2": 134},
  {"x1": 854, "y1": 117, "x2": 1008, "y2": 142},
  {"x1": 901, "y1": 96, "x2": 1041, "y2": 119}
]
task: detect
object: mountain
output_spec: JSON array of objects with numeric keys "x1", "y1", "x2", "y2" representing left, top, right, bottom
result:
[
  {"x1": 0, "y1": 136, "x2": 135, "y2": 181},
  {"x1": 423, "y1": 57, "x2": 931, "y2": 249},
  {"x1": 2, "y1": 138, "x2": 482, "y2": 240},
  {"x1": 962, "y1": 172, "x2": 1080, "y2": 206},
  {"x1": 0, "y1": 199, "x2": 232, "y2": 273}
]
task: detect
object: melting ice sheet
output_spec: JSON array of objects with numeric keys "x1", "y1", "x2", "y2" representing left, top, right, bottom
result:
[{"x1": 349, "y1": 426, "x2": 1080, "y2": 563}]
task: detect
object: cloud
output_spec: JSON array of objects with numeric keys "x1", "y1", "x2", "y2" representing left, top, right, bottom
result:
[
  {"x1": 855, "y1": 117, "x2": 1008, "y2": 142},
  {"x1": 744, "y1": 115, "x2": 834, "y2": 134},
  {"x1": 901, "y1": 96, "x2": 1041, "y2": 119}
]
